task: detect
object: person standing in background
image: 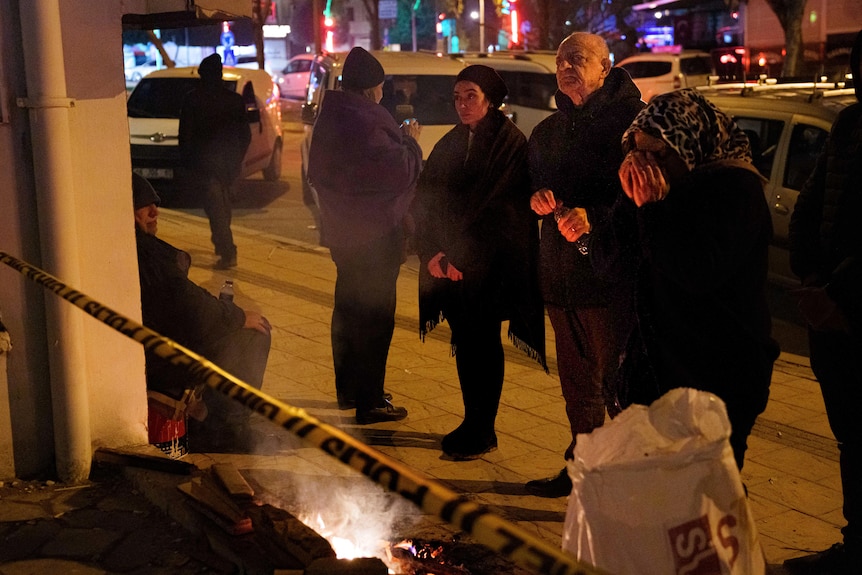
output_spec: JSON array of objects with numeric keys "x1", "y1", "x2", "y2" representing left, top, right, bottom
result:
[
  {"x1": 525, "y1": 32, "x2": 644, "y2": 497},
  {"x1": 413, "y1": 65, "x2": 546, "y2": 460},
  {"x1": 179, "y1": 53, "x2": 251, "y2": 270},
  {"x1": 307, "y1": 47, "x2": 422, "y2": 424},
  {"x1": 784, "y1": 29, "x2": 862, "y2": 575}
]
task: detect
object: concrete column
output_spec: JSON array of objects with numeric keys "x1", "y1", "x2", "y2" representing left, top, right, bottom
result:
[{"x1": 18, "y1": 0, "x2": 92, "y2": 483}]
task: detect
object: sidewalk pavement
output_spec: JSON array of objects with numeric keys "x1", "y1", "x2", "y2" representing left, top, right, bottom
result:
[{"x1": 0, "y1": 208, "x2": 845, "y2": 574}]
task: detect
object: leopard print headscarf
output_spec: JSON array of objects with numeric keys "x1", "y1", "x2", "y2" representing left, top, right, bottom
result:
[{"x1": 622, "y1": 88, "x2": 751, "y2": 171}]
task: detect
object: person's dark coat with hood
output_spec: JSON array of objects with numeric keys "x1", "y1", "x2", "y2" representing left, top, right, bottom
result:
[
  {"x1": 784, "y1": 29, "x2": 862, "y2": 571},
  {"x1": 528, "y1": 67, "x2": 644, "y2": 310}
]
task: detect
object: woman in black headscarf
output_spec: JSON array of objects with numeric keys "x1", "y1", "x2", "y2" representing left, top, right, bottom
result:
[
  {"x1": 592, "y1": 88, "x2": 780, "y2": 469},
  {"x1": 413, "y1": 65, "x2": 546, "y2": 460}
]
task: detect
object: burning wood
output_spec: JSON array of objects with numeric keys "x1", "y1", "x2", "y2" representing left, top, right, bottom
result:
[{"x1": 386, "y1": 539, "x2": 471, "y2": 575}]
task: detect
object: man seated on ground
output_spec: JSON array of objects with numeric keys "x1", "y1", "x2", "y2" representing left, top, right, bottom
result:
[{"x1": 133, "y1": 173, "x2": 271, "y2": 452}]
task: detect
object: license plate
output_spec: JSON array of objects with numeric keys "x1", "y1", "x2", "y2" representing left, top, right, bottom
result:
[{"x1": 133, "y1": 167, "x2": 174, "y2": 180}]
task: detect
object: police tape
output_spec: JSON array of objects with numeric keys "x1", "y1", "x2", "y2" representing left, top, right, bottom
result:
[{"x1": 0, "y1": 250, "x2": 609, "y2": 575}]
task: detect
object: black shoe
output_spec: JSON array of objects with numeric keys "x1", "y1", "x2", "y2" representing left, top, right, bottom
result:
[
  {"x1": 784, "y1": 543, "x2": 857, "y2": 574},
  {"x1": 355, "y1": 400, "x2": 407, "y2": 424},
  {"x1": 213, "y1": 255, "x2": 237, "y2": 270},
  {"x1": 525, "y1": 468, "x2": 572, "y2": 498},
  {"x1": 441, "y1": 428, "x2": 498, "y2": 461},
  {"x1": 337, "y1": 392, "x2": 393, "y2": 410}
]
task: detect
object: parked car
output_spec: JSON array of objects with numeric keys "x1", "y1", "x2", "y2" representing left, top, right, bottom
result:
[
  {"x1": 276, "y1": 54, "x2": 315, "y2": 100},
  {"x1": 617, "y1": 51, "x2": 714, "y2": 102},
  {"x1": 124, "y1": 58, "x2": 161, "y2": 88},
  {"x1": 457, "y1": 51, "x2": 558, "y2": 137},
  {"x1": 299, "y1": 51, "x2": 466, "y2": 201},
  {"x1": 127, "y1": 66, "x2": 283, "y2": 193},
  {"x1": 698, "y1": 80, "x2": 856, "y2": 284}
]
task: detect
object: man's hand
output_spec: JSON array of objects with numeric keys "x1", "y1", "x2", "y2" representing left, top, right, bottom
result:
[
  {"x1": 557, "y1": 206, "x2": 590, "y2": 243},
  {"x1": 243, "y1": 310, "x2": 272, "y2": 335},
  {"x1": 619, "y1": 151, "x2": 670, "y2": 207},
  {"x1": 530, "y1": 188, "x2": 558, "y2": 216},
  {"x1": 401, "y1": 120, "x2": 422, "y2": 140}
]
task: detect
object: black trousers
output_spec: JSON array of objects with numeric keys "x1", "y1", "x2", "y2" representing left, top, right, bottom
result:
[
  {"x1": 446, "y1": 300, "x2": 505, "y2": 437},
  {"x1": 329, "y1": 228, "x2": 402, "y2": 413},
  {"x1": 809, "y1": 328, "x2": 862, "y2": 550},
  {"x1": 200, "y1": 174, "x2": 237, "y2": 259},
  {"x1": 187, "y1": 327, "x2": 271, "y2": 445}
]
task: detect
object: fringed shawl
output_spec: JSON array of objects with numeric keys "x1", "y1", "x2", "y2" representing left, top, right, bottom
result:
[{"x1": 413, "y1": 109, "x2": 547, "y2": 371}]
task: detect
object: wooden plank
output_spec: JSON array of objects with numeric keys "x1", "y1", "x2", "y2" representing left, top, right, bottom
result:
[
  {"x1": 212, "y1": 463, "x2": 255, "y2": 499},
  {"x1": 177, "y1": 476, "x2": 253, "y2": 535}
]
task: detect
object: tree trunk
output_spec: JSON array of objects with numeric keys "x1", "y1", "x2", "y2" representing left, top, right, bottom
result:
[
  {"x1": 146, "y1": 31, "x2": 175, "y2": 68},
  {"x1": 361, "y1": 0, "x2": 382, "y2": 50},
  {"x1": 764, "y1": 0, "x2": 807, "y2": 78},
  {"x1": 252, "y1": 0, "x2": 273, "y2": 70}
]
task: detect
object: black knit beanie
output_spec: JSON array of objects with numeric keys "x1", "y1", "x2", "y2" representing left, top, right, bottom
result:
[
  {"x1": 456, "y1": 64, "x2": 508, "y2": 108},
  {"x1": 132, "y1": 173, "x2": 161, "y2": 210},
  {"x1": 199, "y1": 53, "x2": 223, "y2": 82},
  {"x1": 341, "y1": 47, "x2": 385, "y2": 91}
]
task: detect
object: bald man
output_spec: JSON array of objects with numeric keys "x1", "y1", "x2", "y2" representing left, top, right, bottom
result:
[{"x1": 526, "y1": 33, "x2": 645, "y2": 497}]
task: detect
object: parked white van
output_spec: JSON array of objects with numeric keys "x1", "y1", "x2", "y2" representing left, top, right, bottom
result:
[{"x1": 127, "y1": 66, "x2": 283, "y2": 193}]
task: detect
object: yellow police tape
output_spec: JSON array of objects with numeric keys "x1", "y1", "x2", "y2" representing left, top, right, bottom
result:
[{"x1": 0, "y1": 251, "x2": 608, "y2": 575}]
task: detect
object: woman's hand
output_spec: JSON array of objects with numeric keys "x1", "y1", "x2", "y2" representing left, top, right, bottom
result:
[
  {"x1": 428, "y1": 251, "x2": 463, "y2": 281},
  {"x1": 557, "y1": 206, "x2": 590, "y2": 243},
  {"x1": 530, "y1": 188, "x2": 558, "y2": 216},
  {"x1": 619, "y1": 151, "x2": 670, "y2": 207}
]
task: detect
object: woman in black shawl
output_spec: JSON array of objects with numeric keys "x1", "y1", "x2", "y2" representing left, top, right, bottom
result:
[{"x1": 413, "y1": 65, "x2": 547, "y2": 460}]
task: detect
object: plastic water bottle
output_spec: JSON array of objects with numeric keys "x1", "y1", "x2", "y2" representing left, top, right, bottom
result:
[{"x1": 219, "y1": 280, "x2": 235, "y2": 302}]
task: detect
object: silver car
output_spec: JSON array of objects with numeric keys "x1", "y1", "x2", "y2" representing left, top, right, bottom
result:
[{"x1": 699, "y1": 80, "x2": 856, "y2": 284}]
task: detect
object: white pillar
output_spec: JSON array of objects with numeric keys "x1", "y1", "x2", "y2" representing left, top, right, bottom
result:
[{"x1": 18, "y1": 0, "x2": 92, "y2": 483}]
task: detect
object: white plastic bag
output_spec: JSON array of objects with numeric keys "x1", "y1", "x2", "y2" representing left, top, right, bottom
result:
[{"x1": 562, "y1": 388, "x2": 765, "y2": 575}]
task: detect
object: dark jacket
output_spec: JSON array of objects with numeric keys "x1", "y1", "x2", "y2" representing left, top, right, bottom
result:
[
  {"x1": 414, "y1": 109, "x2": 546, "y2": 367},
  {"x1": 789, "y1": 31, "x2": 862, "y2": 333},
  {"x1": 136, "y1": 228, "x2": 245, "y2": 398},
  {"x1": 307, "y1": 89, "x2": 423, "y2": 249},
  {"x1": 601, "y1": 162, "x2": 778, "y2": 406},
  {"x1": 178, "y1": 81, "x2": 251, "y2": 184},
  {"x1": 528, "y1": 67, "x2": 644, "y2": 309}
]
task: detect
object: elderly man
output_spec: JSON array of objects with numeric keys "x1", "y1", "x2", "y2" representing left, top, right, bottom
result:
[
  {"x1": 307, "y1": 47, "x2": 422, "y2": 424},
  {"x1": 526, "y1": 33, "x2": 644, "y2": 497},
  {"x1": 134, "y1": 173, "x2": 270, "y2": 452}
]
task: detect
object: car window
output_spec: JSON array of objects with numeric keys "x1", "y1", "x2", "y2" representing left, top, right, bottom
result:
[
  {"x1": 680, "y1": 57, "x2": 712, "y2": 76},
  {"x1": 380, "y1": 74, "x2": 460, "y2": 126},
  {"x1": 783, "y1": 124, "x2": 828, "y2": 191},
  {"x1": 496, "y1": 71, "x2": 557, "y2": 110},
  {"x1": 306, "y1": 63, "x2": 329, "y2": 105},
  {"x1": 620, "y1": 61, "x2": 672, "y2": 78},
  {"x1": 285, "y1": 60, "x2": 311, "y2": 74},
  {"x1": 733, "y1": 116, "x2": 784, "y2": 179},
  {"x1": 127, "y1": 78, "x2": 239, "y2": 118}
]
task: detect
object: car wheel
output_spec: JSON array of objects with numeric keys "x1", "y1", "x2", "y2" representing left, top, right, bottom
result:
[{"x1": 263, "y1": 138, "x2": 283, "y2": 181}]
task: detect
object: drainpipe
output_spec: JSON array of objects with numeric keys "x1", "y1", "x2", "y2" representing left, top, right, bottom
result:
[{"x1": 18, "y1": 0, "x2": 92, "y2": 483}]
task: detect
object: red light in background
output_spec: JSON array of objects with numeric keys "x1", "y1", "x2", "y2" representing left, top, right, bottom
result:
[{"x1": 510, "y1": 9, "x2": 519, "y2": 44}]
